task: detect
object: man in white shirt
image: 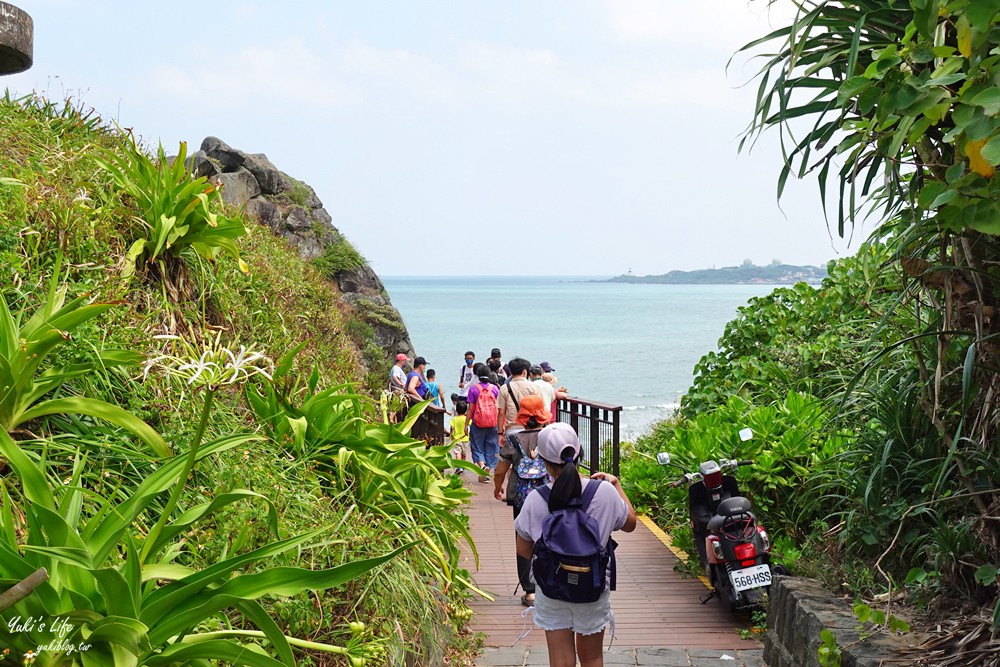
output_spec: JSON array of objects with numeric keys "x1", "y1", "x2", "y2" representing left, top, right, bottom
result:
[
  {"x1": 529, "y1": 365, "x2": 556, "y2": 418},
  {"x1": 390, "y1": 353, "x2": 408, "y2": 392}
]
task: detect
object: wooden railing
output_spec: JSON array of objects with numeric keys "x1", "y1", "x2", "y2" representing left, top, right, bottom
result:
[
  {"x1": 410, "y1": 396, "x2": 623, "y2": 477},
  {"x1": 411, "y1": 404, "x2": 448, "y2": 446}
]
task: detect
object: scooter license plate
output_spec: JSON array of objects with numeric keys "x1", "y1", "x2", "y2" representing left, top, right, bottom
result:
[{"x1": 729, "y1": 564, "x2": 772, "y2": 592}]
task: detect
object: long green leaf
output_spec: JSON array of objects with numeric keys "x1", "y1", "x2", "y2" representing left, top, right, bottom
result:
[
  {"x1": 19, "y1": 396, "x2": 170, "y2": 458},
  {"x1": 146, "y1": 542, "x2": 415, "y2": 644}
]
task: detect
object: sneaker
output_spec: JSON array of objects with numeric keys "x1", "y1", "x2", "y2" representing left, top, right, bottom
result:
[{"x1": 479, "y1": 467, "x2": 491, "y2": 483}]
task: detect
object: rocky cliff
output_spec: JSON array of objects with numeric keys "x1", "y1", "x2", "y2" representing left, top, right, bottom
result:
[{"x1": 177, "y1": 137, "x2": 414, "y2": 373}]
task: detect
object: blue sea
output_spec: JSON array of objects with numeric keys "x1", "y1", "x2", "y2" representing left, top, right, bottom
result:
[{"x1": 381, "y1": 276, "x2": 775, "y2": 439}]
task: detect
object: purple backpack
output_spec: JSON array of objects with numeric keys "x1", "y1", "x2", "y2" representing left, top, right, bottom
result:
[{"x1": 532, "y1": 480, "x2": 617, "y2": 603}]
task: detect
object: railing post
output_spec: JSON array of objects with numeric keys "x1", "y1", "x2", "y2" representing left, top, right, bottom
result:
[
  {"x1": 612, "y1": 407, "x2": 620, "y2": 477},
  {"x1": 589, "y1": 404, "x2": 600, "y2": 472}
]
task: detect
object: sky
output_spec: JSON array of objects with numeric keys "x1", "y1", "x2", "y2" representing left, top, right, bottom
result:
[{"x1": 5, "y1": 1, "x2": 864, "y2": 277}]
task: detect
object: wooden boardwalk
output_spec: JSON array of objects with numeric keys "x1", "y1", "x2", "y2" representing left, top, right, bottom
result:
[{"x1": 459, "y1": 477, "x2": 754, "y2": 650}]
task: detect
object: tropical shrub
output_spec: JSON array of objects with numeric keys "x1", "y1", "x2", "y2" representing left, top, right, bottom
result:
[
  {"x1": 0, "y1": 344, "x2": 408, "y2": 666},
  {"x1": 96, "y1": 137, "x2": 249, "y2": 282},
  {"x1": 245, "y1": 346, "x2": 480, "y2": 591},
  {"x1": 0, "y1": 93, "x2": 480, "y2": 665},
  {"x1": 623, "y1": 392, "x2": 848, "y2": 556},
  {"x1": 682, "y1": 245, "x2": 909, "y2": 416},
  {"x1": 739, "y1": 0, "x2": 1000, "y2": 618},
  {"x1": 0, "y1": 270, "x2": 166, "y2": 456}
]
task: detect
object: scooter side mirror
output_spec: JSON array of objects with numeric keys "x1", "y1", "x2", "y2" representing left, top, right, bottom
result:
[
  {"x1": 739, "y1": 427, "x2": 754, "y2": 442},
  {"x1": 656, "y1": 452, "x2": 671, "y2": 466}
]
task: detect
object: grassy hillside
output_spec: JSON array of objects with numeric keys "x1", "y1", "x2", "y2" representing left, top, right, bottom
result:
[{"x1": 0, "y1": 94, "x2": 477, "y2": 666}]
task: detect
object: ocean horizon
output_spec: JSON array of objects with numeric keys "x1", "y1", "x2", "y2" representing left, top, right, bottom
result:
[{"x1": 382, "y1": 276, "x2": 776, "y2": 438}]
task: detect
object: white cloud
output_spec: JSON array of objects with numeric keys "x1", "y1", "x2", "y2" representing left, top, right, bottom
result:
[
  {"x1": 596, "y1": 0, "x2": 797, "y2": 50},
  {"x1": 147, "y1": 38, "x2": 362, "y2": 113}
]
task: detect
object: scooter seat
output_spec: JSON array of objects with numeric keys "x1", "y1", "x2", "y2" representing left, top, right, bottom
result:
[{"x1": 717, "y1": 496, "x2": 752, "y2": 517}]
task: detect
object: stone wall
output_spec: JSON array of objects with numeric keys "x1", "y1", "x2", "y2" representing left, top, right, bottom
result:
[
  {"x1": 764, "y1": 576, "x2": 907, "y2": 667},
  {"x1": 180, "y1": 137, "x2": 415, "y2": 367}
]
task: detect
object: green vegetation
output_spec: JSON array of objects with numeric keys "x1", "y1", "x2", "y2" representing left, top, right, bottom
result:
[
  {"x1": 286, "y1": 179, "x2": 314, "y2": 208},
  {"x1": 624, "y1": 1, "x2": 1000, "y2": 651},
  {"x1": 0, "y1": 93, "x2": 476, "y2": 665},
  {"x1": 313, "y1": 239, "x2": 367, "y2": 279}
]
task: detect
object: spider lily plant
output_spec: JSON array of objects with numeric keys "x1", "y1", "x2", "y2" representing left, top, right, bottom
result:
[
  {"x1": 0, "y1": 266, "x2": 168, "y2": 457},
  {"x1": 96, "y1": 136, "x2": 250, "y2": 280},
  {"x1": 0, "y1": 334, "x2": 413, "y2": 666}
]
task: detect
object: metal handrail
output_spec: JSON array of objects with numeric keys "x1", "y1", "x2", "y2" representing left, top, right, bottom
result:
[{"x1": 556, "y1": 396, "x2": 622, "y2": 477}]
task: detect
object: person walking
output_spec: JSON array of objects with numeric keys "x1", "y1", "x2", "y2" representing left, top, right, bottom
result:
[
  {"x1": 465, "y1": 363, "x2": 500, "y2": 483},
  {"x1": 514, "y1": 422, "x2": 637, "y2": 667},
  {"x1": 458, "y1": 351, "x2": 476, "y2": 399},
  {"x1": 530, "y1": 364, "x2": 556, "y2": 417},
  {"x1": 493, "y1": 394, "x2": 552, "y2": 606},
  {"x1": 496, "y1": 357, "x2": 541, "y2": 446},
  {"x1": 449, "y1": 401, "x2": 470, "y2": 473}
]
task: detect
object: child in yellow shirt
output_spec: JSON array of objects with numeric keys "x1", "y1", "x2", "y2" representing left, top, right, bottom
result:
[{"x1": 449, "y1": 402, "x2": 470, "y2": 472}]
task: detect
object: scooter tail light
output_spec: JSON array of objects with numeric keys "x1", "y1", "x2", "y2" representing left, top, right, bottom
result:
[
  {"x1": 758, "y1": 528, "x2": 770, "y2": 552},
  {"x1": 699, "y1": 462, "x2": 722, "y2": 490},
  {"x1": 708, "y1": 536, "x2": 724, "y2": 560},
  {"x1": 734, "y1": 543, "x2": 757, "y2": 562}
]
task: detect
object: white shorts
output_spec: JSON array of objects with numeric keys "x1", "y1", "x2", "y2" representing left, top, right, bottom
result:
[{"x1": 532, "y1": 589, "x2": 612, "y2": 636}]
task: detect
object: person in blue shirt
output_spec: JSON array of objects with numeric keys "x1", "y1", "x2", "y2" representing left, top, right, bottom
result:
[{"x1": 425, "y1": 369, "x2": 447, "y2": 411}]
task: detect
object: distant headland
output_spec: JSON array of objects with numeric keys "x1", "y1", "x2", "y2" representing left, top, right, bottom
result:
[{"x1": 604, "y1": 261, "x2": 828, "y2": 285}]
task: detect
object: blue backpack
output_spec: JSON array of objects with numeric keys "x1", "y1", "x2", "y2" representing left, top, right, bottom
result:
[{"x1": 532, "y1": 480, "x2": 617, "y2": 603}]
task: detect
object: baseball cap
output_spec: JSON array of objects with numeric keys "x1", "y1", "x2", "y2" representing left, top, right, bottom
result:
[
  {"x1": 540, "y1": 361, "x2": 555, "y2": 373},
  {"x1": 528, "y1": 365, "x2": 543, "y2": 376},
  {"x1": 490, "y1": 348, "x2": 501, "y2": 358},
  {"x1": 413, "y1": 356, "x2": 427, "y2": 366},
  {"x1": 536, "y1": 422, "x2": 581, "y2": 464},
  {"x1": 395, "y1": 353, "x2": 409, "y2": 362}
]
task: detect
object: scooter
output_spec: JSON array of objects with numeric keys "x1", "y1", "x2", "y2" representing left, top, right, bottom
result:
[{"x1": 657, "y1": 428, "x2": 784, "y2": 612}]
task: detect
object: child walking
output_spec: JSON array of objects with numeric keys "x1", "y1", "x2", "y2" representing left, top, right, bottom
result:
[{"x1": 449, "y1": 402, "x2": 470, "y2": 473}]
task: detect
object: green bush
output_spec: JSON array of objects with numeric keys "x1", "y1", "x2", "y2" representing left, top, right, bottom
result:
[{"x1": 313, "y1": 238, "x2": 366, "y2": 278}]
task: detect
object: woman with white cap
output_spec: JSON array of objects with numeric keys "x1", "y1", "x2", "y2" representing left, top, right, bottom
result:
[{"x1": 513, "y1": 422, "x2": 637, "y2": 667}]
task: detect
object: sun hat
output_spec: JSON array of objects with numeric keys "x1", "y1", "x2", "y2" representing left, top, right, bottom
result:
[
  {"x1": 395, "y1": 353, "x2": 409, "y2": 362},
  {"x1": 516, "y1": 395, "x2": 551, "y2": 427},
  {"x1": 536, "y1": 422, "x2": 581, "y2": 464},
  {"x1": 541, "y1": 372, "x2": 558, "y2": 385},
  {"x1": 540, "y1": 361, "x2": 555, "y2": 373}
]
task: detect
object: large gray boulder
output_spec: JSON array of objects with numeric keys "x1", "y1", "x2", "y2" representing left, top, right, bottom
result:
[
  {"x1": 284, "y1": 207, "x2": 313, "y2": 232},
  {"x1": 244, "y1": 197, "x2": 282, "y2": 231},
  {"x1": 201, "y1": 136, "x2": 246, "y2": 171},
  {"x1": 186, "y1": 150, "x2": 218, "y2": 179},
  {"x1": 216, "y1": 168, "x2": 261, "y2": 207},
  {"x1": 200, "y1": 135, "x2": 415, "y2": 375},
  {"x1": 244, "y1": 153, "x2": 286, "y2": 195}
]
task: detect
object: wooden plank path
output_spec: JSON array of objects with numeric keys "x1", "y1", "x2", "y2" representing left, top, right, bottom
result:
[{"x1": 458, "y1": 477, "x2": 755, "y2": 651}]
